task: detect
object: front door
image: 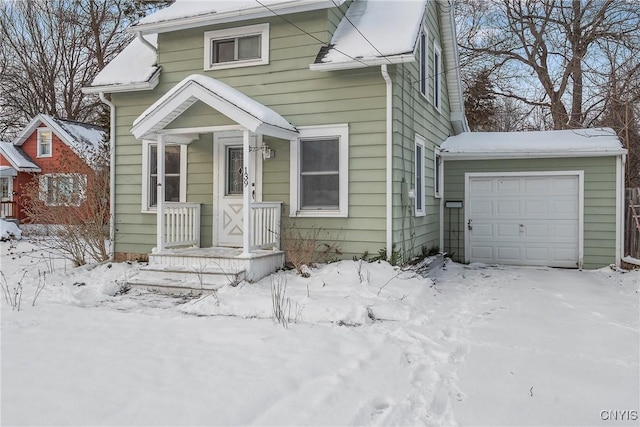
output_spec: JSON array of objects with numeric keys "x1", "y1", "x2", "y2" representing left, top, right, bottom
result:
[
  {"x1": 214, "y1": 132, "x2": 260, "y2": 247},
  {"x1": 0, "y1": 176, "x2": 13, "y2": 218}
]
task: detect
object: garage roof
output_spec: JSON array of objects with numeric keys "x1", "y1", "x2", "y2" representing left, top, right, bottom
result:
[{"x1": 440, "y1": 128, "x2": 626, "y2": 159}]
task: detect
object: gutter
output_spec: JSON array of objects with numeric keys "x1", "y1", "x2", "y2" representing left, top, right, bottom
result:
[
  {"x1": 439, "y1": 150, "x2": 628, "y2": 161},
  {"x1": 99, "y1": 92, "x2": 116, "y2": 260},
  {"x1": 381, "y1": 64, "x2": 393, "y2": 260}
]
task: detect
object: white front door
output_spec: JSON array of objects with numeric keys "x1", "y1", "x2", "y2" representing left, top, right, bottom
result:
[
  {"x1": 467, "y1": 173, "x2": 580, "y2": 268},
  {"x1": 214, "y1": 132, "x2": 261, "y2": 247}
]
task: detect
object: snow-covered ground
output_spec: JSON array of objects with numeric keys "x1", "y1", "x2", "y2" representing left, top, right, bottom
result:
[{"x1": 2, "y1": 239, "x2": 638, "y2": 426}]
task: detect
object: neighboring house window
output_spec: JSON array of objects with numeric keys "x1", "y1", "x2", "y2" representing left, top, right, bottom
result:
[
  {"x1": 290, "y1": 124, "x2": 349, "y2": 218},
  {"x1": 0, "y1": 177, "x2": 10, "y2": 198},
  {"x1": 419, "y1": 28, "x2": 428, "y2": 98},
  {"x1": 37, "y1": 129, "x2": 53, "y2": 157},
  {"x1": 433, "y1": 41, "x2": 442, "y2": 111},
  {"x1": 415, "y1": 135, "x2": 426, "y2": 217},
  {"x1": 434, "y1": 147, "x2": 442, "y2": 198},
  {"x1": 39, "y1": 173, "x2": 86, "y2": 206},
  {"x1": 204, "y1": 23, "x2": 269, "y2": 70},
  {"x1": 142, "y1": 141, "x2": 187, "y2": 211}
]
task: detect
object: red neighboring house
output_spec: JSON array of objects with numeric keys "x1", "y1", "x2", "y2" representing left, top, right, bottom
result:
[{"x1": 0, "y1": 114, "x2": 107, "y2": 223}]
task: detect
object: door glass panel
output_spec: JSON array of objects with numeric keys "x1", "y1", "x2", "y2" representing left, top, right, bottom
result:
[{"x1": 227, "y1": 146, "x2": 244, "y2": 195}]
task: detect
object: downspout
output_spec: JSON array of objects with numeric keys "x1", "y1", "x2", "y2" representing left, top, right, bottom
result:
[
  {"x1": 99, "y1": 92, "x2": 116, "y2": 260},
  {"x1": 381, "y1": 64, "x2": 393, "y2": 258},
  {"x1": 137, "y1": 32, "x2": 157, "y2": 54},
  {"x1": 617, "y1": 153, "x2": 626, "y2": 266}
]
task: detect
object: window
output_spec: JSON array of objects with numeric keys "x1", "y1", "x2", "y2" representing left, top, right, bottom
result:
[
  {"x1": 39, "y1": 173, "x2": 86, "y2": 206},
  {"x1": 37, "y1": 129, "x2": 52, "y2": 158},
  {"x1": 0, "y1": 177, "x2": 10, "y2": 199},
  {"x1": 434, "y1": 147, "x2": 442, "y2": 198},
  {"x1": 419, "y1": 28, "x2": 428, "y2": 98},
  {"x1": 204, "y1": 23, "x2": 269, "y2": 70},
  {"x1": 290, "y1": 124, "x2": 349, "y2": 217},
  {"x1": 142, "y1": 141, "x2": 187, "y2": 211},
  {"x1": 433, "y1": 42, "x2": 442, "y2": 111},
  {"x1": 415, "y1": 135, "x2": 426, "y2": 216}
]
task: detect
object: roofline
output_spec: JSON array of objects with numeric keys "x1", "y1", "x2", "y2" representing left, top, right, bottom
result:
[
  {"x1": 0, "y1": 143, "x2": 41, "y2": 172},
  {"x1": 309, "y1": 54, "x2": 415, "y2": 72},
  {"x1": 440, "y1": 4, "x2": 468, "y2": 134},
  {"x1": 440, "y1": 149, "x2": 628, "y2": 161},
  {"x1": 82, "y1": 68, "x2": 161, "y2": 94},
  {"x1": 130, "y1": 0, "x2": 345, "y2": 35}
]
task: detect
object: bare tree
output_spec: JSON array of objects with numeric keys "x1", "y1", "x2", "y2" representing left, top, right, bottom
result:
[{"x1": 456, "y1": 0, "x2": 640, "y2": 130}]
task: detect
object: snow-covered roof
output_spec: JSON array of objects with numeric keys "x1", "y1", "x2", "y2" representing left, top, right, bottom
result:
[
  {"x1": 0, "y1": 165, "x2": 18, "y2": 177},
  {"x1": 0, "y1": 141, "x2": 40, "y2": 172},
  {"x1": 312, "y1": 0, "x2": 427, "y2": 70},
  {"x1": 133, "y1": 0, "x2": 344, "y2": 34},
  {"x1": 13, "y1": 115, "x2": 107, "y2": 166},
  {"x1": 440, "y1": 128, "x2": 626, "y2": 159},
  {"x1": 84, "y1": 34, "x2": 159, "y2": 93},
  {"x1": 132, "y1": 74, "x2": 298, "y2": 141}
]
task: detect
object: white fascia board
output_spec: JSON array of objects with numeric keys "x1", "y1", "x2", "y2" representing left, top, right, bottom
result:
[
  {"x1": 309, "y1": 54, "x2": 415, "y2": 72},
  {"x1": 82, "y1": 70, "x2": 161, "y2": 94},
  {"x1": 131, "y1": 0, "x2": 343, "y2": 36},
  {"x1": 440, "y1": 150, "x2": 628, "y2": 161}
]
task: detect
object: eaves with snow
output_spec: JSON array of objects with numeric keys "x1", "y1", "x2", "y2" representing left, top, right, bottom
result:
[
  {"x1": 12, "y1": 114, "x2": 107, "y2": 167},
  {"x1": 440, "y1": 128, "x2": 627, "y2": 160},
  {"x1": 0, "y1": 142, "x2": 40, "y2": 173}
]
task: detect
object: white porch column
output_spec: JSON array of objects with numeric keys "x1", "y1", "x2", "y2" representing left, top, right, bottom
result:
[
  {"x1": 156, "y1": 133, "x2": 166, "y2": 252},
  {"x1": 242, "y1": 129, "x2": 252, "y2": 255}
]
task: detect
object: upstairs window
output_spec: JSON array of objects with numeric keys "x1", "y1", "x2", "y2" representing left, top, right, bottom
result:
[
  {"x1": 204, "y1": 24, "x2": 269, "y2": 70},
  {"x1": 37, "y1": 129, "x2": 52, "y2": 158},
  {"x1": 419, "y1": 28, "x2": 428, "y2": 98},
  {"x1": 433, "y1": 41, "x2": 442, "y2": 111}
]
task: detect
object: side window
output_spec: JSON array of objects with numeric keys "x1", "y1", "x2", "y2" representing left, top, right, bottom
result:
[
  {"x1": 419, "y1": 28, "x2": 428, "y2": 98},
  {"x1": 290, "y1": 124, "x2": 349, "y2": 218},
  {"x1": 434, "y1": 147, "x2": 442, "y2": 198},
  {"x1": 433, "y1": 41, "x2": 442, "y2": 111},
  {"x1": 415, "y1": 135, "x2": 426, "y2": 216},
  {"x1": 37, "y1": 129, "x2": 52, "y2": 158},
  {"x1": 204, "y1": 24, "x2": 269, "y2": 70}
]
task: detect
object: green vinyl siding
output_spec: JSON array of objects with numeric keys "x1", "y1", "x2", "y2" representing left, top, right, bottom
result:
[{"x1": 443, "y1": 156, "x2": 619, "y2": 269}]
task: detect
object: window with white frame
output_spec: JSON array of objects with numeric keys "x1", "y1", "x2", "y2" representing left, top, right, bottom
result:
[
  {"x1": 434, "y1": 147, "x2": 442, "y2": 198},
  {"x1": 0, "y1": 177, "x2": 10, "y2": 199},
  {"x1": 415, "y1": 135, "x2": 426, "y2": 216},
  {"x1": 204, "y1": 23, "x2": 269, "y2": 70},
  {"x1": 290, "y1": 124, "x2": 349, "y2": 217},
  {"x1": 39, "y1": 173, "x2": 86, "y2": 206},
  {"x1": 142, "y1": 141, "x2": 187, "y2": 211},
  {"x1": 419, "y1": 28, "x2": 428, "y2": 98},
  {"x1": 37, "y1": 129, "x2": 52, "y2": 157},
  {"x1": 433, "y1": 41, "x2": 442, "y2": 110}
]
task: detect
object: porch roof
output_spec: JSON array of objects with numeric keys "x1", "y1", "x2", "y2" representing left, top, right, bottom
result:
[
  {"x1": 0, "y1": 142, "x2": 40, "y2": 172},
  {"x1": 0, "y1": 165, "x2": 18, "y2": 177},
  {"x1": 131, "y1": 74, "x2": 298, "y2": 142}
]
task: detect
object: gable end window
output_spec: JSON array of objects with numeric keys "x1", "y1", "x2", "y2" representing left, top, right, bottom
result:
[
  {"x1": 37, "y1": 129, "x2": 52, "y2": 158},
  {"x1": 419, "y1": 28, "x2": 428, "y2": 98},
  {"x1": 433, "y1": 41, "x2": 442, "y2": 111},
  {"x1": 204, "y1": 24, "x2": 269, "y2": 70},
  {"x1": 290, "y1": 124, "x2": 349, "y2": 218},
  {"x1": 141, "y1": 141, "x2": 187, "y2": 212},
  {"x1": 415, "y1": 135, "x2": 426, "y2": 217}
]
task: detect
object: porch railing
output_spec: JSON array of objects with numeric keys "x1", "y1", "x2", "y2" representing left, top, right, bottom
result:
[
  {"x1": 164, "y1": 203, "x2": 201, "y2": 249},
  {"x1": 250, "y1": 202, "x2": 282, "y2": 250},
  {"x1": 1, "y1": 201, "x2": 15, "y2": 218}
]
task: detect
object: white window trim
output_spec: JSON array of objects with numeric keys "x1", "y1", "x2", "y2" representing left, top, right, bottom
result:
[
  {"x1": 39, "y1": 173, "x2": 86, "y2": 207},
  {"x1": 433, "y1": 41, "x2": 442, "y2": 112},
  {"x1": 434, "y1": 146, "x2": 443, "y2": 198},
  {"x1": 37, "y1": 128, "x2": 53, "y2": 158},
  {"x1": 290, "y1": 124, "x2": 349, "y2": 218},
  {"x1": 141, "y1": 140, "x2": 187, "y2": 213},
  {"x1": 204, "y1": 23, "x2": 269, "y2": 71},
  {"x1": 419, "y1": 27, "x2": 428, "y2": 100},
  {"x1": 415, "y1": 134, "x2": 426, "y2": 217},
  {"x1": 0, "y1": 176, "x2": 13, "y2": 200}
]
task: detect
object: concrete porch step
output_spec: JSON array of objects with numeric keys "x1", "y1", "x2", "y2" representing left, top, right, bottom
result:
[{"x1": 127, "y1": 264, "x2": 245, "y2": 293}]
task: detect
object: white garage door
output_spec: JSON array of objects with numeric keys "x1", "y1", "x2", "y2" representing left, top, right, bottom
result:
[{"x1": 467, "y1": 174, "x2": 580, "y2": 268}]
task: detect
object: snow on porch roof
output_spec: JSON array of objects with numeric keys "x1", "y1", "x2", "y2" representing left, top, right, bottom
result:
[
  {"x1": 440, "y1": 128, "x2": 626, "y2": 159},
  {"x1": 311, "y1": 0, "x2": 427, "y2": 70},
  {"x1": 131, "y1": 74, "x2": 298, "y2": 141},
  {"x1": 0, "y1": 141, "x2": 40, "y2": 172}
]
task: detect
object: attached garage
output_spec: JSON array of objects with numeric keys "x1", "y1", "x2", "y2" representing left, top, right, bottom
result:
[{"x1": 440, "y1": 128, "x2": 626, "y2": 269}]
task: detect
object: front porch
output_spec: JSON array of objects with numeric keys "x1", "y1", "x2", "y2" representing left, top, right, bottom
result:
[{"x1": 125, "y1": 74, "x2": 298, "y2": 291}]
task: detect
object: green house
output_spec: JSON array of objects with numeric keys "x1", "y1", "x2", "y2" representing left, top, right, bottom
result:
[{"x1": 84, "y1": 0, "x2": 467, "y2": 287}]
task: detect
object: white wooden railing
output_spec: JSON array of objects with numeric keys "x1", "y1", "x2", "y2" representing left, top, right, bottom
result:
[
  {"x1": 164, "y1": 203, "x2": 201, "y2": 249},
  {"x1": 1, "y1": 201, "x2": 15, "y2": 218},
  {"x1": 250, "y1": 202, "x2": 282, "y2": 250}
]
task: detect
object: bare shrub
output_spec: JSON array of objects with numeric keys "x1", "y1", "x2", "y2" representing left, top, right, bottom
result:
[
  {"x1": 281, "y1": 220, "x2": 341, "y2": 277},
  {"x1": 270, "y1": 274, "x2": 303, "y2": 328},
  {"x1": 1, "y1": 271, "x2": 24, "y2": 311}
]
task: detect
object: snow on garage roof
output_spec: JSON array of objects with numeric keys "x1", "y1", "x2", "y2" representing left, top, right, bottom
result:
[
  {"x1": 134, "y1": 0, "x2": 344, "y2": 33},
  {"x1": 312, "y1": 0, "x2": 427, "y2": 70},
  {"x1": 84, "y1": 34, "x2": 159, "y2": 93},
  {"x1": 440, "y1": 128, "x2": 626, "y2": 159}
]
